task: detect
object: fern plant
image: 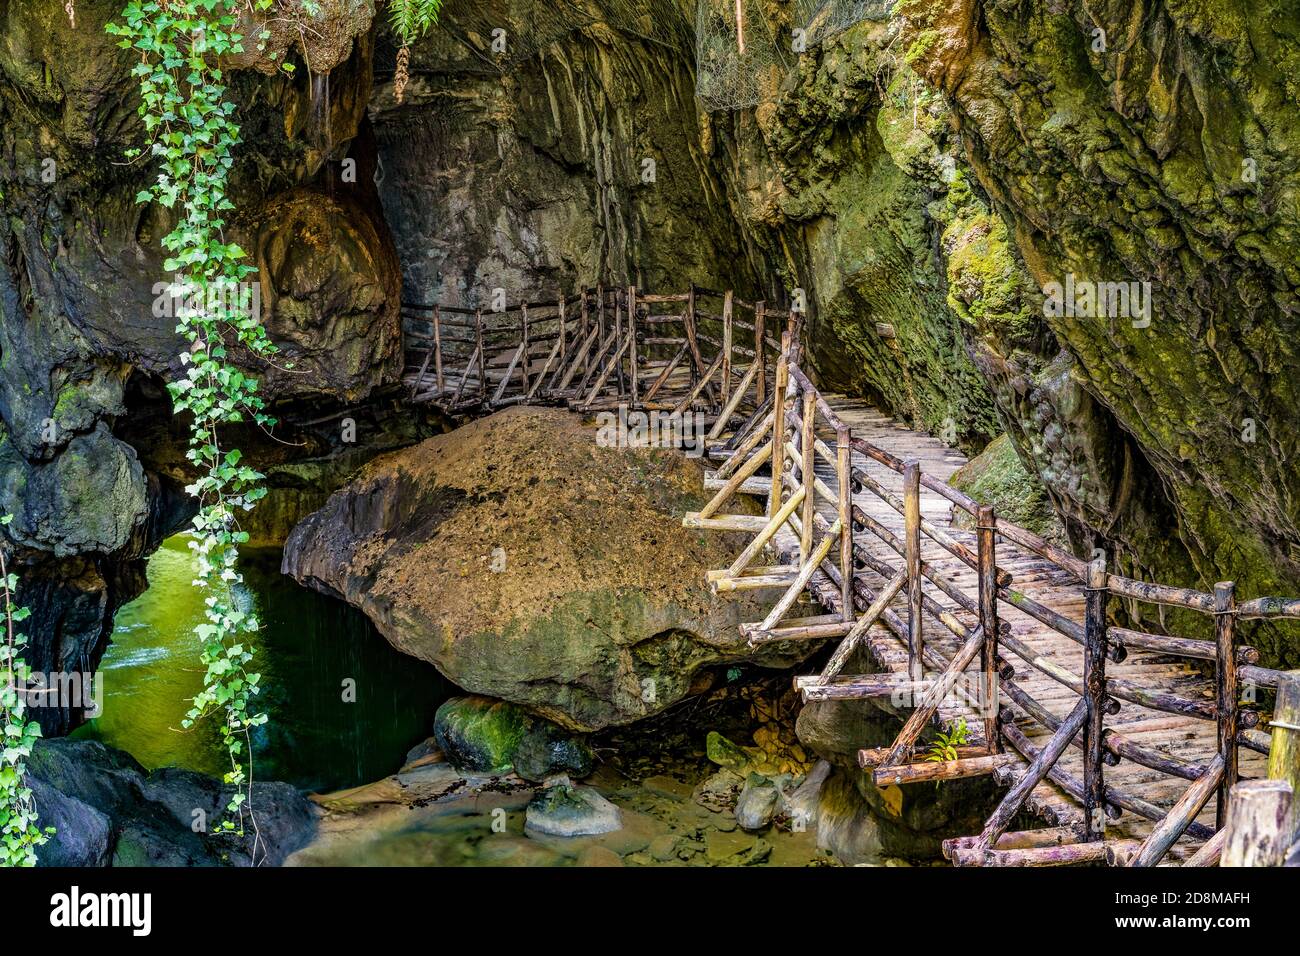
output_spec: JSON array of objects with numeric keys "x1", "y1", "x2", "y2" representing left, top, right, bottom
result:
[
  {"x1": 388, "y1": 0, "x2": 443, "y2": 103},
  {"x1": 923, "y1": 716, "x2": 970, "y2": 763}
]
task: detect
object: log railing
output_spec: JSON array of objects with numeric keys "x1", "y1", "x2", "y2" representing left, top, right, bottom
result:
[{"x1": 684, "y1": 332, "x2": 1300, "y2": 867}]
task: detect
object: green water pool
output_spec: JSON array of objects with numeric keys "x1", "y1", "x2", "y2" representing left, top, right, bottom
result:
[{"x1": 74, "y1": 535, "x2": 453, "y2": 793}]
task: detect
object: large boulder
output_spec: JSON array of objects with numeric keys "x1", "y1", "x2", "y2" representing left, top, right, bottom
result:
[{"x1": 284, "y1": 405, "x2": 810, "y2": 731}]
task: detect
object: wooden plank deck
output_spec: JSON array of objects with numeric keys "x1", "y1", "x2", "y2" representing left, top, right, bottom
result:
[{"x1": 757, "y1": 395, "x2": 1266, "y2": 862}]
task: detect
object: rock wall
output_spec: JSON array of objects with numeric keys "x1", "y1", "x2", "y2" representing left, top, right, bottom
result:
[
  {"x1": 0, "y1": 0, "x2": 404, "y2": 730},
  {"x1": 368, "y1": 0, "x2": 771, "y2": 303},
  {"x1": 898, "y1": 0, "x2": 1300, "y2": 659}
]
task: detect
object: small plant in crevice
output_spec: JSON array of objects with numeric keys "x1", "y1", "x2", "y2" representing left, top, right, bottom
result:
[
  {"x1": 0, "y1": 516, "x2": 53, "y2": 867},
  {"x1": 108, "y1": 0, "x2": 277, "y2": 861},
  {"x1": 923, "y1": 715, "x2": 970, "y2": 763}
]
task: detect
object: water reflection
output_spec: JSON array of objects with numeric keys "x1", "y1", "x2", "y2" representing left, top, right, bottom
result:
[{"x1": 76, "y1": 535, "x2": 453, "y2": 792}]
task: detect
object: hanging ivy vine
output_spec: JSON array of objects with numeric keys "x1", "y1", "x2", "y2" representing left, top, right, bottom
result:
[
  {"x1": 0, "y1": 517, "x2": 51, "y2": 868},
  {"x1": 108, "y1": 0, "x2": 281, "y2": 853}
]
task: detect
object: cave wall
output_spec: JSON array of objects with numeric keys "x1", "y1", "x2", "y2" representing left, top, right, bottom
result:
[
  {"x1": 0, "y1": 0, "x2": 405, "y2": 731},
  {"x1": 735, "y1": 18, "x2": 1002, "y2": 448},
  {"x1": 896, "y1": 0, "x2": 1300, "y2": 661},
  {"x1": 368, "y1": 0, "x2": 771, "y2": 304}
]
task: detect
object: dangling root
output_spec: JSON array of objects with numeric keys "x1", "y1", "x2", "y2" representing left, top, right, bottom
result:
[{"x1": 394, "y1": 44, "x2": 410, "y2": 104}]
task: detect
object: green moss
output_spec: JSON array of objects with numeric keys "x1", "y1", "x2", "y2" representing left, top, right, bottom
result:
[
  {"x1": 950, "y1": 435, "x2": 1066, "y2": 545},
  {"x1": 433, "y1": 696, "x2": 528, "y2": 775}
]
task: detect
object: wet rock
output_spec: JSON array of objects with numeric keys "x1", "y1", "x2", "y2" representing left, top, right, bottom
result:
[
  {"x1": 648, "y1": 833, "x2": 681, "y2": 862},
  {"x1": 433, "y1": 695, "x2": 594, "y2": 781},
  {"x1": 782, "y1": 759, "x2": 832, "y2": 831},
  {"x1": 402, "y1": 737, "x2": 443, "y2": 770},
  {"x1": 27, "y1": 738, "x2": 316, "y2": 867},
  {"x1": 512, "y1": 721, "x2": 596, "y2": 784},
  {"x1": 693, "y1": 767, "x2": 746, "y2": 814},
  {"x1": 524, "y1": 778, "x2": 623, "y2": 838},
  {"x1": 434, "y1": 696, "x2": 529, "y2": 775},
  {"x1": 705, "y1": 731, "x2": 751, "y2": 770},
  {"x1": 576, "y1": 845, "x2": 625, "y2": 867},
  {"x1": 26, "y1": 776, "x2": 111, "y2": 868},
  {"x1": 734, "y1": 774, "x2": 781, "y2": 831}
]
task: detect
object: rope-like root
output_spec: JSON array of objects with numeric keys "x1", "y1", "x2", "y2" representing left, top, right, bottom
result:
[
  {"x1": 65, "y1": 1, "x2": 76, "y2": 28},
  {"x1": 394, "y1": 44, "x2": 410, "y2": 104}
]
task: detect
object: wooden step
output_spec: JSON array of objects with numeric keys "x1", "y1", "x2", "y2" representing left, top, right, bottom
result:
[
  {"x1": 948, "y1": 839, "x2": 1141, "y2": 867},
  {"x1": 793, "y1": 673, "x2": 930, "y2": 702},
  {"x1": 870, "y1": 752, "x2": 1017, "y2": 787},
  {"x1": 742, "y1": 618, "x2": 856, "y2": 642},
  {"x1": 682, "y1": 513, "x2": 769, "y2": 533},
  {"x1": 704, "y1": 473, "x2": 770, "y2": 496}
]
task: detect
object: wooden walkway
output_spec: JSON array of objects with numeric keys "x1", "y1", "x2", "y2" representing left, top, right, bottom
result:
[
  {"x1": 686, "y1": 338, "x2": 1298, "y2": 867},
  {"x1": 803, "y1": 398, "x2": 1266, "y2": 862},
  {"x1": 401, "y1": 285, "x2": 795, "y2": 420},
  {"x1": 397, "y1": 284, "x2": 1299, "y2": 866}
]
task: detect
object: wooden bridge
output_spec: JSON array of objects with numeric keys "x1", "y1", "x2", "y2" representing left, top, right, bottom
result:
[
  {"x1": 401, "y1": 284, "x2": 1300, "y2": 867},
  {"x1": 402, "y1": 285, "x2": 798, "y2": 420}
]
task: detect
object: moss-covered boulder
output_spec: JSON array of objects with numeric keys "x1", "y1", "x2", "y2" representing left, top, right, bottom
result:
[
  {"x1": 949, "y1": 435, "x2": 1066, "y2": 545},
  {"x1": 285, "y1": 406, "x2": 812, "y2": 732},
  {"x1": 433, "y1": 695, "x2": 595, "y2": 780}
]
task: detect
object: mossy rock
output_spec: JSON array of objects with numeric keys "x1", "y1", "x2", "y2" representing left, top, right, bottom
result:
[
  {"x1": 949, "y1": 435, "x2": 1066, "y2": 545},
  {"x1": 433, "y1": 696, "x2": 529, "y2": 775},
  {"x1": 433, "y1": 695, "x2": 595, "y2": 781},
  {"x1": 705, "y1": 731, "x2": 750, "y2": 770}
]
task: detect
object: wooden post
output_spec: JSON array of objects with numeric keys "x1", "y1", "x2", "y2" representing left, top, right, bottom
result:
[
  {"x1": 684, "y1": 284, "x2": 704, "y2": 390},
  {"x1": 768, "y1": 333, "x2": 790, "y2": 521},
  {"x1": 837, "y1": 424, "x2": 853, "y2": 623},
  {"x1": 612, "y1": 292, "x2": 625, "y2": 398},
  {"x1": 1267, "y1": 673, "x2": 1300, "y2": 846},
  {"x1": 628, "y1": 285, "x2": 639, "y2": 405},
  {"x1": 720, "y1": 290, "x2": 733, "y2": 414},
  {"x1": 1215, "y1": 580, "x2": 1238, "y2": 829},
  {"x1": 1221, "y1": 778, "x2": 1293, "y2": 867},
  {"x1": 979, "y1": 699, "x2": 1089, "y2": 847},
  {"x1": 1083, "y1": 555, "x2": 1109, "y2": 841},
  {"x1": 433, "y1": 305, "x2": 444, "y2": 394},
  {"x1": 520, "y1": 303, "x2": 530, "y2": 396},
  {"x1": 799, "y1": 389, "x2": 816, "y2": 562},
  {"x1": 597, "y1": 282, "x2": 606, "y2": 357},
  {"x1": 903, "y1": 458, "x2": 923, "y2": 683},
  {"x1": 977, "y1": 504, "x2": 1001, "y2": 755},
  {"x1": 1129, "y1": 755, "x2": 1224, "y2": 867},
  {"x1": 754, "y1": 301, "x2": 766, "y2": 405},
  {"x1": 475, "y1": 309, "x2": 485, "y2": 400},
  {"x1": 558, "y1": 294, "x2": 567, "y2": 368}
]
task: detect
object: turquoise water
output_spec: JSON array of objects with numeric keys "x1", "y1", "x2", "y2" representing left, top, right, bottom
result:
[{"x1": 75, "y1": 535, "x2": 453, "y2": 792}]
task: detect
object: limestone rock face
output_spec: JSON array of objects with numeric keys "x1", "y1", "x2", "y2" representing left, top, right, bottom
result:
[
  {"x1": 284, "y1": 406, "x2": 811, "y2": 731},
  {"x1": 896, "y1": 0, "x2": 1300, "y2": 660},
  {"x1": 368, "y1": 0, "x2": 765, "y2": 302},
  {"x1": 746, "y1": 20, "x2": 1001, "y2": 449}
]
